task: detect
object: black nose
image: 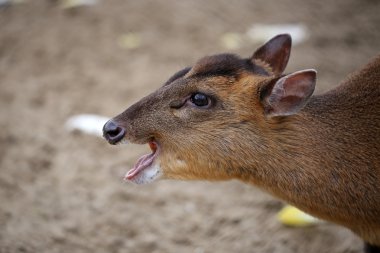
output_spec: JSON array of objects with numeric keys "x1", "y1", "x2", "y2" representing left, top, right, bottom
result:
[{"x1": 103, "y1": 120, "x2": 126, "y2": 145}]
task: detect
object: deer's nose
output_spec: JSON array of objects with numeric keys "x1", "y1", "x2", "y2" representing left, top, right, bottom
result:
[{"x1": 103, "y1": 120, "x2": 126, "y2": 145}]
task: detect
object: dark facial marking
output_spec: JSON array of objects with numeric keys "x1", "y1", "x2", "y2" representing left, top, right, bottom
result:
[
  {"x1": 163, "y1": 67, "x2": 192, "y2": 86},
  {"x1": 164, "y1": 54, "x2": 271, "y2": 89},
  {"x1": 189, "y1": 54, "x2": 249, "y2": 78},
  {"x1": 188, "y1": 54, "x2": 271, "y2": 79}
]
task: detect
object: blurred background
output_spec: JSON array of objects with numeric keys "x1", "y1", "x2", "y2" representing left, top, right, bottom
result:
[{"x1": 0, "y1": 0, "x2": 379, "y2": 253}]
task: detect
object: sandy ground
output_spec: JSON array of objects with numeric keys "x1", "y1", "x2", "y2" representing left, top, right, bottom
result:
[{"x1": 0, "y1": 1, "x2": 379, "y2": 252}]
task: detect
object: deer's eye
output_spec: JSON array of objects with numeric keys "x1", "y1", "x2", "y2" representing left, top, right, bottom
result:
[{"x1": 190, "y1": 93, "x2": 210, "y2": 107}]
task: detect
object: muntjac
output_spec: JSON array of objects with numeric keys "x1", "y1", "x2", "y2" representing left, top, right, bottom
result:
[{"x1": 103, "y1": 34, "x2": 380, "y2": 252}]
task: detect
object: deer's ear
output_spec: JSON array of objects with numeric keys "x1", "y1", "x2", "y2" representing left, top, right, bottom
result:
[
  {"x1": 251, "y1": 34, "x2": 292, "y2": 76},
  {"x1": 261, "y1": 69, "x2": 316, "y2": 117}
]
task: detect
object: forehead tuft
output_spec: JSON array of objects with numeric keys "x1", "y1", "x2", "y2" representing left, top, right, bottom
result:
[{"x1": 187, "y1": 54, "x2": 253, "y2": 78}]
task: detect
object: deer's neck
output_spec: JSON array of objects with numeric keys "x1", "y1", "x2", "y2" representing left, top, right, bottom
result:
[{"x1": 235, "y1": 90, "x2": 379, "y2": 226}]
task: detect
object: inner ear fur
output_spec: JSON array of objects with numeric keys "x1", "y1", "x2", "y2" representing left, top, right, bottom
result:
[
  {"x1": 251, "y1": 34, "x2": 292, "y2": 76},
  {"x1": 260, "y1": 69, "x2": 317, "y2": 117}
]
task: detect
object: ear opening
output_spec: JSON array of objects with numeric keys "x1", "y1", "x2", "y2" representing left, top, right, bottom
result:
[
  {"x1": 261, "y1": 69, "x2": 317, "y2": 117},
  {"x1": 252, "y1": 34, "x2": 292, "y2": 76}
]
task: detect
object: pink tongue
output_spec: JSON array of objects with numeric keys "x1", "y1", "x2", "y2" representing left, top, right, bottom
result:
[{"x1": 124, "y1": 152, "x2": 156, "y2": 180}]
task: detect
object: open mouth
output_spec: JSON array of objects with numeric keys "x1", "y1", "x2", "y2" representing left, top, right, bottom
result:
[{"x1": 123, "y1": 141, "x2": 159, "y2": 181}]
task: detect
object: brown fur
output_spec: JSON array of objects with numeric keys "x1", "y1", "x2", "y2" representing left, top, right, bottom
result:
[{"x1": 107, "y1": 35, "x2": 380, "y2": 246}]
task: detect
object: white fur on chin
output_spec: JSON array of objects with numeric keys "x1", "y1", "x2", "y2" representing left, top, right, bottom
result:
[{"x1": 126, "y1": 163, "x2": 162, "y2": 185}]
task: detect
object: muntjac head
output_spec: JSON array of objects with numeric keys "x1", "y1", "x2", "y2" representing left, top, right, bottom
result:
[{"x1": 103, "y1": 34, "x2": 316, "y2": 184}]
